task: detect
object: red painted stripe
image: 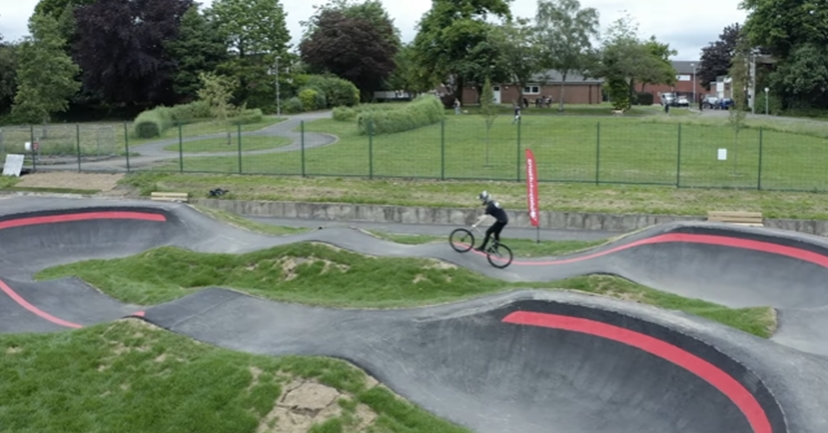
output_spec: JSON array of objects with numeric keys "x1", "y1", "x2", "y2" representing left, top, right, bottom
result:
[
  {"x1": 0, "y1": 211, "x2": 166, "y2": 230},
  {"x1": 0, "y1": 278, "x2": 83, "y2": 328},
  {"x1": 482, "y1": 232, "x2": 828, "y2": 268},
  {"x1": 503, "y1": 311, "x2": 771, "y2": 433},
  {"x1": 0, "y1": 211, "x2": 165, "y2": 328}
]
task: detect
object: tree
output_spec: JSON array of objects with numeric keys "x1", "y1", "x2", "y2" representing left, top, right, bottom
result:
[
  {"x1": 739, "y1": 0, "x2": 828, "y2": 59},
  {"x1": 384, "y1": 43, "x2": 435, "y2": 95},
  {"x1": 479, "y1": 77, "x2": 498, "y2": 165},
  {"x1": 302, "y1": 0, "x2": 400, "y2": 48},
  {"x1": 299, "y1": 8, "x2": 398, "y2": 100},
  {"x1": 412, "y1": 0, "x2": 512, "y2": 102},
  {"x1": 0, "y1": 29, "x2": 18, "y2": 114},
  {"x1": 727, "y1": 37, "x2": 750, "y2": 175},
  {"x1": 698, "y1": 23, "x2": 741, "y2": 90},
  {"x1": 769, "y1": 43, "x2": 828, "y2": 109},
  {"x1": 165, "y1": 5, "x2": 229, "y2": 100},
  {"x1": 207, "y1": 0, "x2": 290, "y2": 106},
  {"x1": 535, "y1": 0, "x2": 599, "y2": 111},
  {"x1": 492, "y1": 17, "x2": 542, "y2": 106},
  {"x1": 197, "y1": 72, "x2": 237, "y2": 121},
  {"x1": 639, "y1": 35, "x2": 677, "y2": 93},
  {"x1": 74, "y1": 0, "x2": 194, "y2": 107},
  {"x1": 11, "y1": 13, "x2": 80, "y2": 123},
  {"x1": 34, "y1": 0, "x2": 95, "y2": 19}
]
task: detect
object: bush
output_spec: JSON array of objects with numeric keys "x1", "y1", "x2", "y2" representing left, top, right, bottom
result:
[
  {"x1": 356, "y1": 94, "x2": 444, "y2": 135},
  {"x1": 304, "y1": 75, "x2": 359, "y2": 107},
  {"x1": 298, "y1": 87, "x2": 327, "y2": 111},
  {"x1": 169, "y1": 100, "x2": 212, "y2": 122},
  {"x1": 284, "y1": 97, "x2": 303, "y2": 113},
  {"x1": 634, "y1": 92, "x2": 654, "y2": 105},
  {"x1": 132, "y1": 108, "x2": 173, "y2": 138},
  {"x1": 229, "y1": 108, "x2": 263, "y2": 125},
  {"x1": 332, "y1": 106, "x2": 357, "y2": 121}
]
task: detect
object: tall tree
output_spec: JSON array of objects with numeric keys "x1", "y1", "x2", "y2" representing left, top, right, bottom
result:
[
  {"x1": 11, "y1": 13, "x2": 80, "y2": 123},
  {"x1": 479, "y1": 77, "x2": 498, "y2": 166},
  {"x1": 739, "y1": 0, "x2": 828, "y2": 59},
  {"x1": 769, "y1": 43, "x2": 828, "y2": 109},
  {"x1": 299, "y1": 9, "x2": 398, "y2": 100},
  {"x1": 412, "y1": 0, "x2": 512, "y2": 102},
  {"x1": 492, "y1": 17, "x2": 542, "y2": 105},
  {"x1": 207, "y1": 0, "x2": 290, "y2": 105},
  {"x1": 302, "y1": 0, "x2": 400, "y2": 48},
  {"x1": 0, "y1": 29, "x2": 18, "y2": 114},
  {"x1": 384, "y1": 43, "x2": 437, "y2": 95},
  {"x1": 698, "y1": 23, "x2": 741, "y2": 90},
  {"x1": 639, "y1": 35, "x2": 677, "y2": 93},
  {"x1": 535, "y1": 0, "x2": 599, "y2": 111},
  {"x1": 34, "y1": 0, "x2": 95, "y2": 19},
  {"x1": 74, "y1": 0, "x2": 193, "y2": 107},
  {"x1": 165, "y1": 5, "x2": 229, "y2": 100}
]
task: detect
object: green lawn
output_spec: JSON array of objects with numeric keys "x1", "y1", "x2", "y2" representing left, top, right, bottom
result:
[
  {"x1": 0, "y1": 319, "x2": 469, "y2": 433},
  {"x1": 34, "y1": 243, "x2": 776, "y2": 338},
  {"x1": 149, "y1": 112, "x2": 828, "y2": 192},
  {"x1": 162, "y1": 135, "x2": 292, "y2": 153}
]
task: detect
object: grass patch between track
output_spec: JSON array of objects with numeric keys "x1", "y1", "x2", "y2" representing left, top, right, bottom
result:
[
  {"x1": 0, "y1": 319, "x2": 469, "y2": 433},
  {"x1": 34, "y1": 243, "x2": 777, "y2": 338}
]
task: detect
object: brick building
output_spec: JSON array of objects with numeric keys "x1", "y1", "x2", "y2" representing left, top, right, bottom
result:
[
  {"x1": 460, "y1": 70, "x2": 605, "y2": 106},
  {"x1": 634, "y1": 60, "x2": 707, "y2": 103}
]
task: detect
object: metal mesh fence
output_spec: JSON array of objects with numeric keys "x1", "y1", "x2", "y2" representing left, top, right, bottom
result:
[{"x1": 3, "y1": 117, "x2": 828, "y2": 193}]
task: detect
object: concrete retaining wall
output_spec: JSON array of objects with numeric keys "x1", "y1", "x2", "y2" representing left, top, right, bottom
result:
[{"x1": 191, "y1": 198, "x2": 828, "y2": 236}]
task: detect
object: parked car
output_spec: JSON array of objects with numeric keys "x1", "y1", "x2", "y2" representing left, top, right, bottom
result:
[
  {"x1": 675, "y1": 95, "x2": 689, "y2": 107},
  {"x1": 718, "y1": 98, "x2": 734, "y2": 110},
  {"x1": 660, "y1": 92, "x2": 676, "y2": 106},
  {"x1": 702, "y1": 95, "x2": 719, "y2": 109}
]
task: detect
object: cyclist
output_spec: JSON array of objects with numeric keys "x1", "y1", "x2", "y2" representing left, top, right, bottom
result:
[{"x1": 472, "y1": 191, "x2": 508, "y2": 252}]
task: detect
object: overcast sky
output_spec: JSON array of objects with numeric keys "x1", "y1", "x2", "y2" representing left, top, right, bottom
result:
[{"x1": 0, "y1": 0, "x2": 747, "y2": 60}]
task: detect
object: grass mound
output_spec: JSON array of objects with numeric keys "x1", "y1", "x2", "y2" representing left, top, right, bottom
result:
[
  {"x1": 34, "y1": 243, "x2": 776, "y2": 337},
  {"x1": 0, "y1": 319, "x2": 468, "y2": 433}
]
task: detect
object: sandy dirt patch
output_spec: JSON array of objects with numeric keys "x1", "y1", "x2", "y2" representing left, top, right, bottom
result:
[{"x1": 15, "y1": 172, "x2": 124, "y2": 193}]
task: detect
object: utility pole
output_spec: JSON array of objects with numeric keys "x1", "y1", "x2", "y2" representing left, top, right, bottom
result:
[{"x1": 275, "y1": 56, "x2": 281, "y2": 117}]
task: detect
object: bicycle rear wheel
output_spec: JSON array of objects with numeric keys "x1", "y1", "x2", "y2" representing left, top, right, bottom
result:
[
  {"x1": 449, "y1": 228, "x2": 475, "y2": 252},
  {"x1": 487, "y1": 243, "x2": 513, "y2": 268}
]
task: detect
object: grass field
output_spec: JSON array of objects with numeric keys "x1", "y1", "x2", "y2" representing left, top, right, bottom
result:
[
  {"x1": 0, "y1": 319, "x2": 469, "y2": 433},
  {"x1": 35, "y1": 242, "x2": 776, "y2": 338},
  {"x1": 163, "y1": 135, "x2": 292, "y2": 153},
  {"x1": 145, "y1": 112, "x2": 828, "y2": 192}
]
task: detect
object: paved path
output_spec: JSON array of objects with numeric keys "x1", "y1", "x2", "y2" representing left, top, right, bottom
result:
[{"x1": 33, "y1": 110, "x2": 336, "y2": 172}]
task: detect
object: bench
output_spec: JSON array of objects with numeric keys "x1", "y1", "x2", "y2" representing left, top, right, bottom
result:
[
  {"x1": 706, "y1": 211, "x2": 763, "y2": 226},
  {"x1": 150, "y1": 191, "x2": 189, "y2": 203}
]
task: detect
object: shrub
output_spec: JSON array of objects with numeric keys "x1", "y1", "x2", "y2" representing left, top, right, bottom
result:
[
  {"x1": 229, "y1": 108, "x2": 263, "y2": 125},
  {"x1": 332, "y1": 106, "x2": 357, "y2": 121},
  {"x1": 304, "y1": 75, "x2": 359, "y2": 107},
  {"x1": 356, "y1": 94, "x2": 444, "y2": 135},
  {"x1": 298, "y1": 87, "x2": 327, "y2": 111},
  {"x1": 284, "y1": 97, "x2": 303, "y2": 113},
  {"x1": 132, "y1": 108, "x2": 173, "y2": 138},
  {"x1": 634, "y1": 92, "x2": 654, "y2": 105},
  {"x1": 169, "y1": 100, "x2": 212, "y2": 122}
]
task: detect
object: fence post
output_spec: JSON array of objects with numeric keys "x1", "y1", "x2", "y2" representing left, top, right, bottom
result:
[
  {"x1": 440, "y1": 119, "x2": 445, "y2": 180},
  {"x1": 369, "y1": 119, "x2": 374, "y2": 179},
  {"x1": 757, "y1": 127, "x2": 763, "y2": 190},
  {"x1": 178, "y1": 123, "x2": 183, "y2": 173},
  {"x1": 516, "y1": 116, "x2": 522, "y2": 181},
  {"x1": 595, "y1": 122, "x2": 600, "y2": 185},
  {"x1": 301, "y1": 120, "x2": 306, "y2": 177},
  {"x1": 676, "y1": 124, "x2": 681, "y2": 187},
  {"x1": 76, "y1": 124, "x2": 82, "y2": 172},
  {"x1": 30, "y1": 125, "x2": 36, "y2": 172},
  {"x1": 124, "y1": 123, "x2": 130, "y2": 172},
  {"x1": 237, "y1": 123, "x2": 242, "y2": 174}
]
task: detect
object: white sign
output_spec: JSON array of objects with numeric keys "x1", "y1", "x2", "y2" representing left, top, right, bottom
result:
[
  {"x1": 2, "y1": 154, "x2": 24, "y2": 176},
  {"x1": 717, "y1": 148, "x2": 727, "y2": 160}
]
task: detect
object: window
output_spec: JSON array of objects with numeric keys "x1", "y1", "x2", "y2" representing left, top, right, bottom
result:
[
  {"x1": 676, "y1": 74, "x2": 691, "y2": 81},
  {"x1": 523, "y1": 84, "x2": 540, "y2": 94}
]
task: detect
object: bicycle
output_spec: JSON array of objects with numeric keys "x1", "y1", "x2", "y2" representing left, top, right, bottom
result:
[{"x1": 449, "y1": 226, "x2": 513, "y2": 269}]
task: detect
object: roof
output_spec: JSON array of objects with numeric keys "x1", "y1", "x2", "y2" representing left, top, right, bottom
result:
[{"x1": 672, "y1": 60, "x2": 700, "y2": 74}]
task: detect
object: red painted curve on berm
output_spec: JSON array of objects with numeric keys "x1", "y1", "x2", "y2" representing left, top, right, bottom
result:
[
  {"x1": 503, "y1": 311, "x2": 772, "y2": 433},
  {"x1": 0, "y1": 211, "x2": 167, "y2": 329},
  {"x1": 481, "y1": 232, "x2": 828, "y2": 268}
]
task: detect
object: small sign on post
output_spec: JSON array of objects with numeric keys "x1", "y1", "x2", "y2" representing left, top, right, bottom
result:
[
  {"x1": 2, "y1": 154, "x2": 25, "y2": 176},
  {"x1": 717, "y1": 148, "x2": 727, "y2": 160}
]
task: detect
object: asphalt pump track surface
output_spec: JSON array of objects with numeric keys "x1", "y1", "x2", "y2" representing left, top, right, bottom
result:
[{"x1": 1, "y1": 196, "x2": 827, "y2": 433}]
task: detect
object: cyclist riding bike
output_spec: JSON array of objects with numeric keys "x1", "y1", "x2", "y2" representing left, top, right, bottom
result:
[{"x1": 473, "y1": 191, "x2": 508, "y2": 252}]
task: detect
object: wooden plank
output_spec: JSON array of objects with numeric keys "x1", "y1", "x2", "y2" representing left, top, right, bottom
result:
[
  {"x1": 706, "y1": 210, "x2": 763, "y2": 225},
  {"x1": 150, "y1": 191, "x2": 189, "y2": 202}
]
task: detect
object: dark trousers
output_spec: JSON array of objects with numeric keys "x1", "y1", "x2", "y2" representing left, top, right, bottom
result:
[{"x1": 480, "y1": 221, "x2": 507, "y2": 248}]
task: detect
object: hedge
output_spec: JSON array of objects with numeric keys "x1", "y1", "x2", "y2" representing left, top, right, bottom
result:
[
  {"x1": 131, "y1": 102, "x2": 264, "y2": 138},
  {"x1": 356, "y1": 95, "x2": 444, "y2": 135}
]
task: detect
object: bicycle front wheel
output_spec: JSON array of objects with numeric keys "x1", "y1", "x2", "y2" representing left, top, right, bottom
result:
[
  {"x1": 449, "y1": 228, "x2": 475, "y2": 252},
  {"x1": 487, "y1": 243, "x2": 513, "y2": 268}
]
